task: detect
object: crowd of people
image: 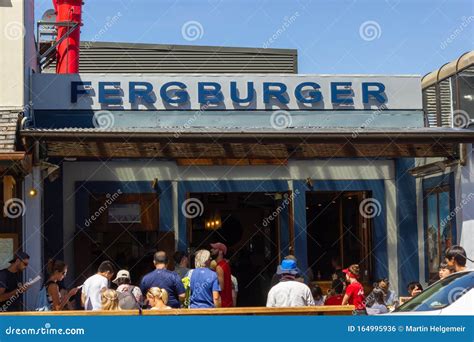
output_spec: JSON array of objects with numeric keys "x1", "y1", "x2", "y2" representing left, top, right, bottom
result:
[{"x1": 0, "y1": 243, "x2": 470, "y2": 314}]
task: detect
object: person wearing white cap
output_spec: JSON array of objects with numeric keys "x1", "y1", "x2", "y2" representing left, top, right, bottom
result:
[{"x1": 113, "y1": 269, "x2": 142, "y2": 309}]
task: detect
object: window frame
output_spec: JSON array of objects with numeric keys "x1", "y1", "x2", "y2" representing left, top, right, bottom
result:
[{"x1": 422, "y1": 173, "x2": 456, "y2": 283}]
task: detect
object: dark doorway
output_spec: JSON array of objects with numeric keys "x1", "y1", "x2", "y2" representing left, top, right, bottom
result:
[
  {"x1": 187, "y1": 192, "x2": 285, "y2": 306},
  {"x1": 306, "y1": 191, "x2": 373, "y2": 283},
  {"x1": 74, "y1": 193, "x2": 175, "y2": 287}
]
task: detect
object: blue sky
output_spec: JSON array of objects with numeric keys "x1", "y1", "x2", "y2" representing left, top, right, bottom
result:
[{"x1": 35, "y1": 0, "x2": 473, "y2": 75}]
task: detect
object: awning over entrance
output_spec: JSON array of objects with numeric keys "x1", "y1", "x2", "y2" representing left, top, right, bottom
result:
[{"x1": 20, "y1": 127, "x2": 474, "y2": 163}]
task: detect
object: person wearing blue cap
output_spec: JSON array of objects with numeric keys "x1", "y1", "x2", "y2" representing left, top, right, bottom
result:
[{"x1": 266, "y1": 259, "x2": 314, "y2": 307}]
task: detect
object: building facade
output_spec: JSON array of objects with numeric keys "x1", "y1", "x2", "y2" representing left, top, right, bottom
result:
[
  {"x1": 418, "y1": 52, "x2": 474, "y2": 285},
  {"x1": 21, "y1": 68, "x2": 474, "y2": 307},
  {"x1": 0, "y1": 0, "x2": 40, "y2": 310},
  {"x1": 1, "y1": 1, "x2": 474, "y2": 309}
]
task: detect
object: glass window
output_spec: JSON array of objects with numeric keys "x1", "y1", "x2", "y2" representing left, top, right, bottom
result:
[
  {"x1": 424, "y1": 186, "x2": 453, "y2": 282},
  {"x1": 453, "y1": 66, "x2": 474, "y2": 123},
  {"x1": 395, "y1": 271, "x2": 473, "y2": 312}
]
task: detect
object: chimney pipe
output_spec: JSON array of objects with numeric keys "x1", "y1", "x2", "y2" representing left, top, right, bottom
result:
[{"x1": 54, "y1": 0, "x2": 82, "y2": 74}]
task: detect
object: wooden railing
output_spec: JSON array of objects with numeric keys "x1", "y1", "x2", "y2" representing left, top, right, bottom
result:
[{"x1": 0, "y1": 306, "x2": 355, "y2": 316}]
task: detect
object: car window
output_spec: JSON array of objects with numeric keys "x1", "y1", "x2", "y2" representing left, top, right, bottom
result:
[{"x1": 395, "y1": 272, "x2": 474, "y2": 312}]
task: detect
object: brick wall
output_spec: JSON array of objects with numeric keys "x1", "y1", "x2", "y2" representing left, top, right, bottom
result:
[{"x1": 0, "y1": 111, "x2": 20, "y2": 152}]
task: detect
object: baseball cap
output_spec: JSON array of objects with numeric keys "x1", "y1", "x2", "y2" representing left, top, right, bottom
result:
[
  {"x1": 9, "y1": 251, "x2": 30, "y2": 264},
  {"x1": 343, "y1": 264, "x2": 360, "y2": 279},
  {"x1": 112, "y1": 269, "x2": 130, "y2": 284},
  {"x1": 276, "y1": 259, "x2": 299, "y2": 275},
  {"x1": 210, "y1": 242, "x2": 227, "y2": 256}
]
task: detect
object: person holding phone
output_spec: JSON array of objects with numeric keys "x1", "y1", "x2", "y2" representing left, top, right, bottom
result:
[
  {"x1": 42, "y1": 259, "x2": 79, "y2": 311},
  {"x1": 407, "y1": 281, "x2": 423, "y2": 297}
]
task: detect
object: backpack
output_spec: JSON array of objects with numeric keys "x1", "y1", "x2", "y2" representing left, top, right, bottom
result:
[
  {"x1": 182, "y1": 269, "x2": 194, "y2": 308},
  {"x1": 117, "y1": 286, "x2": 140, "y2": 310},
  {"x1": 35, "y1": 282, "x2": 53, "y2": 311}
]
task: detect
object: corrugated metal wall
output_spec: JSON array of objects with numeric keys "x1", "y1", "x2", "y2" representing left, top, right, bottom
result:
[
  {"x1": 422, "y1": 78, "x2": 453, "y2": 127},
  {"x1": 423, "y1": 85, "x2": 437, "y2": 127},
  {"x1": 45, "y1": 42, "x2": 298, "y2": 74},
  {"x1": 439, "y1": 79, "x2": 453, "y2": 127}
]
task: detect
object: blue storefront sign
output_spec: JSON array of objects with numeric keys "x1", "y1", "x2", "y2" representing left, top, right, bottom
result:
[
  {"x1": 70, "y1": 80, "x2": 388, "y2": 106},
  {"x1": 32, "y1": 74, "x2": 422, "y2": 111}
]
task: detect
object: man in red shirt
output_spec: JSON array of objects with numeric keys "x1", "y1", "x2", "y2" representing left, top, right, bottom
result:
[
  {"x1": 210, "y1": 242, "x2": 233, "y2": 307},
  {"x1": 341, "y1": 264, "x2": 366, "y2": 315}
]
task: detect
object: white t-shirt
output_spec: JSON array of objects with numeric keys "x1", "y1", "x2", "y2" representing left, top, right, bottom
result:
[
  {"x1": 266, "y1": 280, "x2": 315, "y2": 307},
  {"x1": 83, "y1": 274, "x2": 109, "y2": 311}
]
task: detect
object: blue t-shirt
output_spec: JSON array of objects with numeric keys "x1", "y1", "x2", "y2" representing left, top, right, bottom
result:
[
  {"x1": 189, "y1": 268, "x2": 220, "y2": 308},
  {"x1": 140, "y1": 269, "x2": 185, "y2": 308}
]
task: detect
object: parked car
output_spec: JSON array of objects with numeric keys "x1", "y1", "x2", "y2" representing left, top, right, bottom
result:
[{"x1": 390, "y1": 270, "x2": 474, "y2": 315}]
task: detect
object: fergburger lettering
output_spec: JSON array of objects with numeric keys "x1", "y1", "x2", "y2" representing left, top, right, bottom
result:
[{"x1": 71, "y1": 80, "x2": 387, "y2": 106}]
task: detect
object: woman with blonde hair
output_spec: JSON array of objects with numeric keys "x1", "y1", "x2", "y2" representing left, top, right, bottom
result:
[
  {"x1": 101, "y1": 289, "x2": 119, "y2": 310},
  {"x1": 146, "y1": 287, "x2": 171, "y2": 310}
]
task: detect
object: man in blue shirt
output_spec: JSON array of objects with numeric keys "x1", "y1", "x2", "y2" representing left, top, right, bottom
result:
[
  {"x1": 140, "y1": 251, "x2": 185, "y2": 308},
  {"x1": 189, "y1": 249, "x2": 221, "y2": 308}
]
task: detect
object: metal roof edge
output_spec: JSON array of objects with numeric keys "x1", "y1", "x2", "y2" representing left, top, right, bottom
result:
[
  {"x1": 422, "y1": 51, "x2": 474, "y2": 89},
  {"x1": 80, "y1": 41, "x2": 298, "y2": 56}
]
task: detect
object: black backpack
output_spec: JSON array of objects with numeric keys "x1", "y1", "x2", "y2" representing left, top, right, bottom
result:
[{"x1": 117, "y1": 286, "x2": 140, "y2": 310}]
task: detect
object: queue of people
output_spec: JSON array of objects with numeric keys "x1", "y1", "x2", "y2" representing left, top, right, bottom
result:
[
  {"x1": 265, "y1": 245, "x2": 471, "y2": 316},
  {"x1": 0, "y1": 244, "x2": 471, "y2": 312}
]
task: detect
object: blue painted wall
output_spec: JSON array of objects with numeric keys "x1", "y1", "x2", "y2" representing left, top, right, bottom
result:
[
  {"x1": 42, "y1": 161, "x2": 64, "y2": 260},
  {"x1": 395, "y1": 158, "x2": 419, "y2": 295}
]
